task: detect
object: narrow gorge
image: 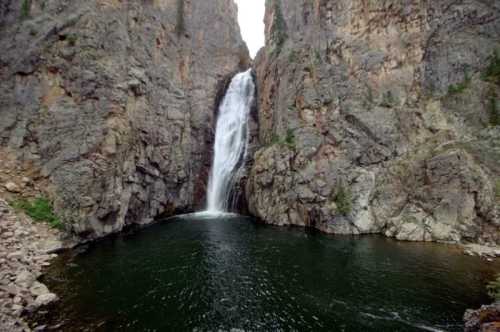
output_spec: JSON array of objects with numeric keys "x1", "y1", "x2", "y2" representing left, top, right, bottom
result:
[
  {"x1": 206, "y1": 69, "x2": 254, "y2": 214},
  {"x1": 0, "y1": 0, "x2": 499, "y2": 331}
]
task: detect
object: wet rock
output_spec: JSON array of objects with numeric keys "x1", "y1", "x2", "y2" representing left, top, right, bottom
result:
[
  {"x1": 29, "y1": 282, "x2": 49, "y2": 298},
  {"x1": 464, "y1": 303, "x2": 500, "y2": 332},
  {"x1": 34, "y1": 293, "x2": 57, "y2": 308}
]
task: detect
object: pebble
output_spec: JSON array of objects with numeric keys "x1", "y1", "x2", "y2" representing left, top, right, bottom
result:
[{"x1": 0, "y1": 198, "x2": 64, "y2": 331}]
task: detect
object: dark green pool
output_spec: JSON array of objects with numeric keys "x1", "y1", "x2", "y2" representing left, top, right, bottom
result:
[{"x1": 34, "y1": 214, "x2": 499, "y2": 331}]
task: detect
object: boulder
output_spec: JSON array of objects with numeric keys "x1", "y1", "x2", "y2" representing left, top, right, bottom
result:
[
  {"x1": 4, "y1": 182, "x2": 20, "y2": 193},
  {"x1": 14, "y1": 270, "x2": 35, "y2": 288},
  {"x1": 464, "y1": 303, "x2": 500, "y2": 332},
  {"x1": 29, "y1": 282, "x2": 50, "y2": 298},
  {"x1": 34, "y1": 293, "x2": 58, "y2": 307}
]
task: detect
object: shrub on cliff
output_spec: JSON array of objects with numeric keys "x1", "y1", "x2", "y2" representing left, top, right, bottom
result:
[
  {"x1": 380, "y1": 90, "x2": 396, "y2": 108},
  {"x1": 335, "y1": 185, "x2": 352, "y2": 215},
  {"x1": 175, "y1": 0, "x2": 185, "y2": 36},
  {"x1": 21, "y1": 0, "x2": 31, "y2": 19},
  {"x1": 12, "y1": 197, "x2": 63, "y2": 229},
  {"x1": 268, "y1": 129, "x2": 295, "y2": 149},
  {"x1": 496, "y1": 180, "x2": 500, "y2": 200},
  {"x1": 489, "y1": 97, "x2": 499, "y2": 127},
  {"x1": 269, "y1": 0, "x2": 287, "y2": 52},
  {"x1": 285, "y1": 129, "x2": 295, "y2": 147},
  {"x1": 448, "y1": 73, "x2": 471, "y2": 95},
  {"x1": 483, "y1": 50, "x2": 500, "y2": 85},
  {"x1": 487, "y1": 274, "x2": 500, "y2": 302}
]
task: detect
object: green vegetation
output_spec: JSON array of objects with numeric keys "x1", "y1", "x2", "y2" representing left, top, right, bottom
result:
[
  {"x1": 367, "y1": 86, "x2": 374, "y2": 104},
  {"x1": 39, "y1": 105, "x2": 49, "y2": 119},
  {"x1": 335, "y1": 185, "x2": 352, "y2": 215},
  {"x1": 483, "y1": 50, "x2": 500, "y2": 85},
  {"x1": 363, "y1": 85, "x2": 374, "y2": 109},
  {"x1": 175, "y1": 0, "x2": 185, "y2": 37},
  {"x1": 482, "y1": 52, "x2": 500, "y2": 126},
  {"x1": 312, "y1": 49, "x2": 322, "y2": 65},
  {"x1": 269, "y1": 129, "x2": 295, "y2": 148},
  {"x1": 67, "y1": 34, "x2": 78, "y2": 47},
  {"x1": 284, "y1": 128, "x2": 295, "y2": 147},
  {"x1": 489, "y1": 96, "x2": 499, "y2": 127},
  {"x1": 21, "y1": 0, "x2": 31, "y2": 19},
  {"x1": 271, "y1": 134, "x2": 281, "y2": 145},
  {"x1": 487, "y1": 274, "x2": 500, "y2": 301},
  {"x1": 380, "y1": 90, "x2": 396, "y2": 108},
  {"x1": 495, "y1": 180, "x2": 500, "y2": 200},
  {"x1": 288, "y1": 49, "x2": 298, "y2": 63},
  {"x1": 447, "y1": 72, "x2": 471, "y2": 95},
  {"x1": 269, "y1": 0, "x2": 287, "y2": 52},
  {"x1": 12, "y1": 197, "x2": 63, "y2": 229}
]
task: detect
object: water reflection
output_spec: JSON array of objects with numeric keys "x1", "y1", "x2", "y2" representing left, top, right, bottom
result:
[{"x1": 34, "y1": 215, "x2": 500, "y2": 332}]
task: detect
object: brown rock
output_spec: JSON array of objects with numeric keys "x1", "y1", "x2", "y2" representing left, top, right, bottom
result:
[
  {"x1": 4, "y1": 182, "x2": 20, "y2": 193},
  {"x1": 464, "y1": 303, "x2": 500, "y2": 332}
]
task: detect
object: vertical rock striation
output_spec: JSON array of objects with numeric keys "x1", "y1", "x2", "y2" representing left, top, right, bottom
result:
[
  {"x1": 0, "y1": 0, "x2": 249, "y2": 238},
  {"x1": 249, "y1": 0, "x2": 500, "y2": 244}
]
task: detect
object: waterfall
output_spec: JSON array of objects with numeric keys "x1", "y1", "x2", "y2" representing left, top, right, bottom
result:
[{"x1": 206, "y1": 69, "x2": 255, "y2": 213}]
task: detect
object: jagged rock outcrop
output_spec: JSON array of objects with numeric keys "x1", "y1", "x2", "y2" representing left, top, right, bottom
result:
[
  {"x1": 464, "y1": 302, "x2": 500, "y2": 332},
  {"x1": 0, "y1": 0, "x2": 249, "y2": 238},
  {"x1": 248, "y1": 0, "x2": 500, "y2": 244}
]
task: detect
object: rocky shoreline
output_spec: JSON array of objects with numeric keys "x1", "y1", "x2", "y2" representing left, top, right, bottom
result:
[
  {"x1": 0, "y1": 198, "x2": 69, "y2": 332},
  {"x1": 464, "y1": 302, "x2": 500, "y2": 332},
  {"x1": 1, "y1": 195, "x2": 499, "y2": 331},
  {"x1": 463, "y1": 244, "x2": 500, "y2": 261}
]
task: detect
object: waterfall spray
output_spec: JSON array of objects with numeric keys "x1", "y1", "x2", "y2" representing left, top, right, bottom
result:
[{"x1": 206, "y1": 69, "x2": 255, "y2": 213}]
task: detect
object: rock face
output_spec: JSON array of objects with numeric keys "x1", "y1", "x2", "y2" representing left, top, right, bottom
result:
[
  {"x1": 248, "y1": 0, "x2": 500, "y2": 244},
  {"x1": 0, "y1": 0, "x2": 249, "y2": 238},
  {"x1": 464, "y1": 302, "x2": 500, "y2": 332}
]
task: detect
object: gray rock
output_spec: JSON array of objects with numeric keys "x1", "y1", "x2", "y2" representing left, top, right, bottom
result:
[
  {"x1": 249, "y1": 0, "x2": 500, "y2": 245},
  {"x1": 0, "y1": 0, "x2": 250, "y2": 239},
  {"x1": 34, "y1": 293, "x2": 57, "y2": 307},
  {"x1": 29, "y1": 282, "x2": 49, "y2": 298},
  {"x1": 7, "y1": 251, "x2": 23, "y2": 260},
  {"x1": 14, "y1": 270, "x2": 34, "y2": 288}
]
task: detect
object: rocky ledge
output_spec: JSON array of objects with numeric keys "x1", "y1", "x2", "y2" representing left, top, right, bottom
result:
[
  {"x1": 463, "y1": 244, "x2": 500, "y2": 261},
  {"x1": 0, "y1": 198, "x2": 66, "y2": 331},
  {"x1": 464, "y1": 302, "x2": 500, "y2": 332}
]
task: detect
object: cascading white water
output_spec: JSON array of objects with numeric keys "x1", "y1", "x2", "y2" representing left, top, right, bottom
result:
[{"x1": 206, "y1": 69, "x2": 255, "y2": 213}]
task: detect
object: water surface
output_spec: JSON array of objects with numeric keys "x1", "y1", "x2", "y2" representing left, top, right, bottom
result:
[{"x1": 36, "y1": 214, "x2": 499, "y2": 331}]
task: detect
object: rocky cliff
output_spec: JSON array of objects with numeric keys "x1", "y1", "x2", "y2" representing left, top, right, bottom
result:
[
  {"x1": 248, "y1": 0, "x2": 500, "y2": 244},
  {"x1": 0, "y1": 0, "x2": 249, "y2": 238}
]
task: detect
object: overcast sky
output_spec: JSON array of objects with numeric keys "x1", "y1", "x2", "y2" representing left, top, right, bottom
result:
[{"x1": 234, "y1": 0, "x2": 265, "y2": 58}]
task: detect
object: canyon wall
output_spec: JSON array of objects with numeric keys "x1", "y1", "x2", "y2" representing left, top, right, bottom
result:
[
  {"x1": 248, "y1": 0, "x2": 500, "y2": 244},
  {"x1": 0, "y1": 0, "x2": 249, "y2": 238}
]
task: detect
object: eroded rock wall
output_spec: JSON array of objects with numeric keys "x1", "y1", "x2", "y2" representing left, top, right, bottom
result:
[
  {"x1": 248, "y1": 0, "x2": 500, "y2": 244},
  {"x1": 0, "y1": 0, "x2": 249, "y2": 238}
]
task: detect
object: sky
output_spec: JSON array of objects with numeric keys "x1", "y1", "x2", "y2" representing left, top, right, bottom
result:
[{"x1": 234, "y1": 0, "x2": 265, "y2": 58}]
